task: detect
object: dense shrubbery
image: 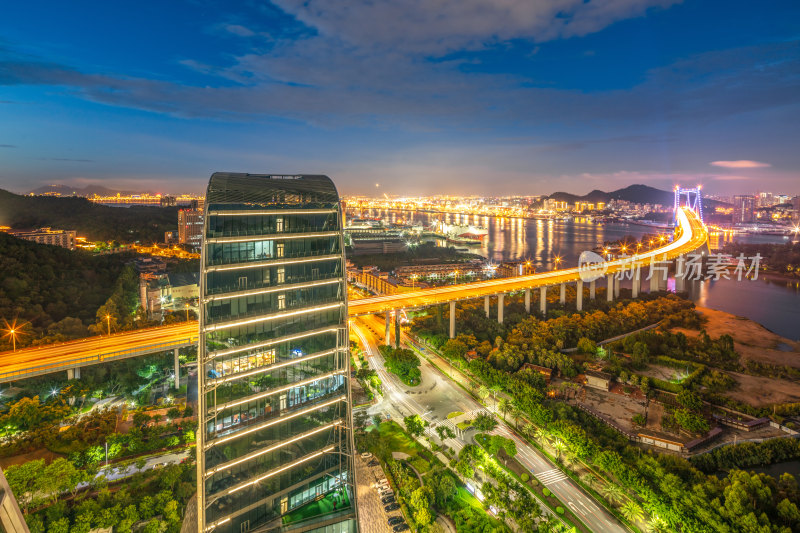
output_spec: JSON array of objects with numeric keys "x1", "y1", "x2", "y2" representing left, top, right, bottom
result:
[
  {"x1": 721, "y1": 242, "x2": 800, "y2": 275},
  {"x1": 609, "y1": 328, "x2": 739, "y2": 369},
  {"x1": 0, "y1": 233, "x2": 138, "y2": 349},
  {"x1": 412, "y1": 293, "x2": 800, "y2": 532},
  {"x1": 0, "y1": 393, "x2": 194, "y2": 460},
  {"x1": 691, "y1": 438, "x2": 800, "y2": 474},
  {"x1": 21, "y1": 463, "x2": 196, "y2": 533},
  {"x1": 380, "y1": 345, "x2": 421, "y2": 385}
]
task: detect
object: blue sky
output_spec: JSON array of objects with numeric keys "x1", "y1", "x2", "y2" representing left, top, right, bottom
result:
[{"x1": 1, "y1": 0, "x2": 798, "y2": 196}]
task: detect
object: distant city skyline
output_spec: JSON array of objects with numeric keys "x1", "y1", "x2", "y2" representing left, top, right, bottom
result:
[{"x1": 1, "y1": 1, "x2": 798, "y2": 195}]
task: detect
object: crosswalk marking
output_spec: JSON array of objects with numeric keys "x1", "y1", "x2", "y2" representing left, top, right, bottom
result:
[{"x1": 536, "y1": 468, "x2": 568, "y2": 485}]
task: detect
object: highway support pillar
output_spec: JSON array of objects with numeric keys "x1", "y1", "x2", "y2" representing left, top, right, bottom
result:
[
  {"x1": 67, "y1": 367, "x2": 81, "y2": 380},
  {"x1": 649, "y1": 269, "x2": 659, "y2": 293},
  {"x1": 395, "y1": 309, "x2": 401, "y2": 349},
  {"x1": 385, "y1": 311, "x2": 391, "y2": 345},
  {"x1": 539, "y1": 286, "x2": 547, "y2": 317},
  {"x1": 632, "y1": 267, "x2": 641, "y2": 299},
  {"x1": 659, "y1": 271, "x2": 668, "y2": 291},
  {"x1": 675, "y1": 256, "x2": 686, "y2": 292},
  {"x1": 484, "y1": 295, "x2": 490, "y2": 318},
  {"x1": 590, "y1": 280, "x2": 596, "y2": 299},
  {"x1": 174, "y1": 348, "x2": 180, "y2": 390},
  {"x1": 524, "y1": 289, "x2": 531, "y2": 314},
  {"x1": 497, "y1": 294, "x2": 505, "y2": 324},
  {"x1": 614, "y1": 275, "x2": 621, "y2": 298},
  {"x1": 559, "y1": 283, "x2": 566, "y2": 305},
  {"x1": 449, "y1": 301, "x2": 456, "y2": 339},
  {"x1": 607, "y1": 274, "x2": 614, "y2": 302},
  {"x1": 576, "y1": 280, "x2": 583, "y2": 311}
]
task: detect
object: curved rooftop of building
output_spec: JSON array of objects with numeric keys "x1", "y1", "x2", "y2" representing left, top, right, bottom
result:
[{"x1": 206, "y1": 173, "x2": 340, "y2": 210}]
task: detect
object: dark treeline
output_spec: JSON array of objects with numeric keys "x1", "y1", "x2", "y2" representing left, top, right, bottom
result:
[
  {"x1": 0, "y1": 189, "x2": 178, "y2": 242},
  {"x1": 721, "y1": 241, "x2": 800, "y2": 275},
  {"x1": 0, "y1": 233, "x2": 137, "y2": 349}
]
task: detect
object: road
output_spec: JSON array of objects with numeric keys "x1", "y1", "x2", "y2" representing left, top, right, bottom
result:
[
  {"x1": 354, "y1": 315, "x2": 626, "y2": 533},
  {"x1": 0, "y1": 208, "x2": 706, "y2": 381},
  {"x1": 0, "y1": 322, "x2": 197, "y2": 382},
  {"x1": 78, "y1": 447, "x2": 191, "y2": 488},
  {"x1": 354, "y1": 317, "x2": 627, "y2": 533}
]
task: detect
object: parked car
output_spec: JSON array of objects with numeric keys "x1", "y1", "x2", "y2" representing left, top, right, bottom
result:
[
  {"x1": 381, "y1": 495, "x2": 396, "y2": 505},
  {"x1": 393, "y1": 523, "x2": 409, "y2": 532},
  {"x1": 387, "y1": 516, "x2": 403, "y2": 526},
  {"x1": 360, "y1": 452, "x2": 372, "y2": 459},
  {"x1": 384, "y1": 503, "x2": 400, "y2": 512},
  {"x1": 368, "y1": 459, "x2": 379, "y2": 467},
  {"x1": 380, "y1": 489, "x2": 394, "y2": 498}
]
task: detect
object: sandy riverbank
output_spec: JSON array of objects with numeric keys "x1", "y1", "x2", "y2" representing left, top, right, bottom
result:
[{"x1": 675, "y1": 306, "x2": 800, "y2": 368}]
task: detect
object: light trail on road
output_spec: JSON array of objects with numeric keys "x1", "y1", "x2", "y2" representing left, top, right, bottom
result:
[{"x1": 0, "y1": 208, "x2": 705, "y2": 390}]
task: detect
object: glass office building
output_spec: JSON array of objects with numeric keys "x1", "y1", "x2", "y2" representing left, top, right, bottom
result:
[{"x1": 198, "y1": 173, "x2": 356, "y2": 533}]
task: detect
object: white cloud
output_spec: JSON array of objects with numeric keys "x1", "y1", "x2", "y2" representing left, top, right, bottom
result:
[
  {"x1": 272, "y1": 0, "x2": 681, "y2": 54},
  {"x1": 225, "y1": 24, "x2": 255, "y2": 37},
  {"x1": 710, "y1": 160, "x2": 771, "y2": 168}
]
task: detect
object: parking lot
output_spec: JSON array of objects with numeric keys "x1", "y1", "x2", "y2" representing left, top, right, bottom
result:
[{"x1": 355, "y1": 453, "x2": 406, "y2": 533}]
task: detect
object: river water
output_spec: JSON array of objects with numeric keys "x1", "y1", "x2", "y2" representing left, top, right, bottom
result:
[{"x1": 350, "y1": 208, "x2": 800, "y2": 340}]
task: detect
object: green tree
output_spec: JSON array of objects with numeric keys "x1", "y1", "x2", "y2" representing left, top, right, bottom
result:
[
  {"x1": 497, "y1": 398, "x2": 512, "y2": 421},
  {"x1": 442, "y1": 339, "x2": 468, "y2": 360},
  {"x1": 477, "y1": 385, "x2": 491, "y2": 404},
  {"x1": 430, "y1": 471, "x2": 457, "y2": 506},
  {"x1": 403, "y1": 414, "x2": 428, "y2": 437},
  {"x1": 4, "y1": 459, "x2": 45, "y2": 512},
  {"x1": 576, "y1": 337, "x2": 597, "y2": 355},
  {"x1": 414, "y1": 507, "x2": 433, "y2": 527},
  {"x1": 42, "y1": 458, "x2": 85, "y2": 500},
  {"x1": 677, "y1": 389, "x2": 703, "y2": 411},
  {"x1": 621, "y1": 501, "x2": 644, "y2": 523},
  {"x1": 601, "y1": 484, "x2": 625, "y2": 504},
  {"x1": 472, "y1": 413, "x2": 497, "y2": 432},
  {"x1": 49, "y1": 518, "x2": 70, "y2": 533}
]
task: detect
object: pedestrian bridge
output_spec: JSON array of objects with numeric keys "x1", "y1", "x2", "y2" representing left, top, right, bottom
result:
[{"x1": 0, "y1": 207, "x2": 707, "y2": 382}]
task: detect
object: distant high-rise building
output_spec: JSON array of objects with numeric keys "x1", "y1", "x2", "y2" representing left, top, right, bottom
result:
[
  {"x1": 178, "y1": 209, "x2": 204, "y2": 247},
  {"x1": 793, "y1": 195, "x2": 800, "y2": 223},
  {"x1": 6, "y1": 227, "x2": 76, "y2": 250},
  {"x1": 160, "y1": 195, "x2": 177, "y2": 207},
  {"x1": 732, "y1": 195, "x2": 756, "y2": 224},
  {"x1": 197, "y1": 173, "x2": 356, "y2": 533},
  {"x1": 757, "y1": 192, "x2": 775, "y2": 207}
]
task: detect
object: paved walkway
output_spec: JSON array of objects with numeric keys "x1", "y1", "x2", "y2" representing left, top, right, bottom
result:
[{"x1": 355, "y1": 455, "x2": 398, "y2": 533}]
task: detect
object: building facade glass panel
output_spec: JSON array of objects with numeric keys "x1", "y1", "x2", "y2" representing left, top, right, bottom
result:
[{"x1": 198, "y1": 174, "x2": 356, "y2": 533}]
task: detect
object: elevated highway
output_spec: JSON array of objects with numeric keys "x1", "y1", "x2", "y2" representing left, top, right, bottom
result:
[{"x1": 0, "y1": 208, "x2": 706, "y2": 383}]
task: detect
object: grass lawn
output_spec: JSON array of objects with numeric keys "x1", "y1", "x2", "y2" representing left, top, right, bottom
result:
[
  {"x1": 454, "y1": 486, "x2": 485, "y2": 511},
  {"x1": 456, "y1": 421, "x2": 472, "y2": 431},
  {"x1": 376, "y1": 421, "x2": 427, "y2": 457},
  {"x1": 447, "y1": 411, "x2": 464, "y2": 419},
  {"x1": 282, "y1": 489, "x2": 350, "y2": 525}
]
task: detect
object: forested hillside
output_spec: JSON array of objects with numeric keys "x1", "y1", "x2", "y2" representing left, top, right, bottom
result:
[
  {"x1": 0, "y1": 233, "x2": 139, "y2": 349},
  {"x1": 0, "y1": 189, "x2": 178, "y2": 242}
]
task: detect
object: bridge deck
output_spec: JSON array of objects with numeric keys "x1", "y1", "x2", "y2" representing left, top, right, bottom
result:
[{"x1": 0, "y1": 208, "x2": 706, "y2": 382}]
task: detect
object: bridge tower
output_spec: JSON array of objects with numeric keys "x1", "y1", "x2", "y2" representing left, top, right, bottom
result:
[{"x1": 674, "y1": 186, "x2": 704, "y2": 224}]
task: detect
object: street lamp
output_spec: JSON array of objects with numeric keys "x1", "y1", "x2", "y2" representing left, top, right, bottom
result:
[
  {"x1": 3, "y1": 319, "x2": 26, "y2": 352},
  {"x1": 105, "y1": 314, "x2": 111, "y2": 336},
  {"x1": 185, "y1": 303, "x2": 190, "y2": 321},
  {"x1": 554, "y1": 256, "x2": 562, "y2": 268}
]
